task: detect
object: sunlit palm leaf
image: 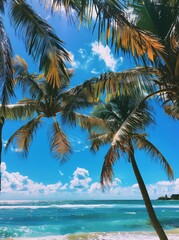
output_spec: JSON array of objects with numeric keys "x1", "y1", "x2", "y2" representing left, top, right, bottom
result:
[
  {"x1": 48, "y1": 0, "x2": 165, "y2": 62},
  {"x1": 10, "y1": 0, "x2": 70, "y2": 88},
  {"x1": 0, "y1": 16, "x2": 14, "y2": 104},
  {"x1": 76, "y1": 112, "x2": 108, "y2": 132},
  {"x1": 61, "y1": 87, "x2": 99, "y2": 124},
  {"x1": 5, "y1": 115, "x2": 43, "y2": 157},
  {"x1": 63, "y1": 66, "x2": 160, "y2": 105},
  {"x1": 49, "y1": 120, "x2": 72, "y2": 162},
  {"x1": 0, "y1": 103, "x2": 35, "y2": 119},
  {"x1": 90, "y1": 132, "x2": 113, "y2": 152},
  {"x1": 100, "y1": 146, "x2": 120, "y2": 186},
  {"x1": 16, "y1": 74, "x2": 45, "y2": 100},
  {"x1": 111, "y1": 99, "x2": 154, "y2": 147},
  {"x1": 13, "y1": 55, "x2": 28, "y2": 75},
  {"x1": 17, "y1": 98, "x2": 44, "y2": 114},
  {"x1": 164, "y1": 104, "x2": 179, "y2": 119},
  {"x1": 134, "y1": 134, "x2": 174, "y2": 180},
  {"x1": 13, "y1": 56, "x2": 46, "y2": 100}
]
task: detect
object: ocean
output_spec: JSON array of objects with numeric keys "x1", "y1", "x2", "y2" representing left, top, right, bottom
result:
[{"x1": 0, "y1": 200, "x2": 178, "y2": 240}]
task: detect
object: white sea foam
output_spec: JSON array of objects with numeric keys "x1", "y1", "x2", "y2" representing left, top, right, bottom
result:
[
  {"x1": 153, "y1": 205, "x2": 179, "y2": 209},
  {"x1": 124, "y1": 212, "x2": 136, "y2": 215},
  {"x1": 3, "y1": 232, "x2": 179, "y2": 240},
  {"x1": 0, "y1": 204, "x2": 117, "y2": 210},
  {"x1": 1, "y1": 203, "x2": 179, "y2": 210}
]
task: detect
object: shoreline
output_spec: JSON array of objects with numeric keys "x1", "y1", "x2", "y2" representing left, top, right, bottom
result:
[{"x1": 4, "y1": 230, "x2": 179, "y2": 240}]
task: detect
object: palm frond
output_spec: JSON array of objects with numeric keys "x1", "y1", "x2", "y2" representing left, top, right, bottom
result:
[
  {"x1": 48, "y1": 0, "x2": 165, "y2": 62},
  {"x1": 13, "y1": 55, "x2": 28, "y2": 75},
  {"x1": 49, "y1": 120, "x2": 72, "y2": 163},
  {"x1": 14, "y1": 56, "x2": 46, "y2": 100},
  {"x1": 0, "y1": 103, "x2": 35, "y2": 120},
  {"x1": 90, "y1": 132, "x2": 113, "y2": 152},
  {"x1": 75, "y1": 112, "x2": 108, "y2": 132},
  {"x1": 134, "y1": 134, "x2": 174, "y2": 180},
  {"x1": 15, "y1": 74, "x2": 45, "y2": 101},
  {"x1": 100, "y1": 146, "x2": 120, "y2": 187},
  {"x1": 10, "y1": 0, "x2": 70, "y2": 88},
  {"x1": 61, "y1": 87, "x2": 99, "y2": 124},
  {"x1": 5, "y1": 115, "x2": 43, "y2": 157},
  {"x1": 0, "y1": 16, "x2": 14, "y2": 104},
  {"x1": 164, "y1": 104, "x2": 179, "y2": 119},
  {"x1": 63, "y1": 66, "x2": 160, "y2": 105},
  {"x1": 0, "y1": 0, "x2": 6, "y2": 13},
  {"x1": 104, "y1": 98, "x2": 155, "y2": 146}
]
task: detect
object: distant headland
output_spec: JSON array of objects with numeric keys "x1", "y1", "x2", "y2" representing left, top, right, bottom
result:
[{"x1": 158, "y1": 194, "x2": 179, "y2": 200}]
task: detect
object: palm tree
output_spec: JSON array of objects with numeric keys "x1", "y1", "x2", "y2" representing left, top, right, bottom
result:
[
  {"x1": 76, "y1": 95, "x2": 173, "y2": 240},
  {"x1": 0, "y1": 0, "x2": 166, "y2": 105},
  {"x1": 4, "y1": 56, "x2": 98, "y2": 162}
]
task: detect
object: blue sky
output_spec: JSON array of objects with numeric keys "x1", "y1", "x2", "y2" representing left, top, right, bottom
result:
[{"x1": 1, "y1": 3, "x2": 179, "y2": 200}]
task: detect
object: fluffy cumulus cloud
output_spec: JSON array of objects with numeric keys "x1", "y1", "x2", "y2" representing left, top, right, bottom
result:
[
  {"x1": 1, "y1": 162, "x2": 179, "y2": 200},
  {"x1": 70, "y1": 167, "x2": 92, "y2": 190},
  {"x1": 91, "y1": 42, "x2": 117, "y2": 71},
  {"x1": 1, "y1": 162, "x2": 68, "y2": 198}
]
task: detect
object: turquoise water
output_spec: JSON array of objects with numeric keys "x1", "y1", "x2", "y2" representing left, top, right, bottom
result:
[{"x1": 0, "y1": 200, "x2": 178, "y2": 239}]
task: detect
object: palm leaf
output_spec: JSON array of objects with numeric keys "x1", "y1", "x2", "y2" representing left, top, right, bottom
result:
[
  {"x1": 0, "y1": 103, "x2": 35, "y2": 120},
  {"x1": 164, "y1": 104, "x2": 179, "y2": 119},
  {"x1": 13, "y1": 55, "x2": 28, "y2": 75},
  {"x1": 0, "y1": 0, "x2": 6, "y2": 13},
  {"x1": 49, "y1": 120, "x2": 72, "y2": 162},
  {"x1": 100, "y1": 146, "x2": 120, "y2": 186},
  {"x1": 63, "y1": 66, "x2": 160, "y2": 105},
  {"x1": 90, "y1": 132, "x2": 113, "y2": 152},
  {"x1": 106, "y1": 98, "x2": 155, "y2": 146},
  {"x1": 76, "y1": 112, "x2": 108, "y2": 132},
  {"x1": 61, "y1": 86, "x2": 99, "y2": 124},
  {"x1": 134, "y1": 134, "x2": 174, "y2": 180},
  {"x1": 48, "y1": 0, "x2": 165, "y2": 62},
  {"x1": 10, "y1": 0, "x2": 70, "y2": 88},
  {"x1": 5, "y1": 115, "x2": 43, "y2": 157},
  {"x1": 0, "y1": 16, "x2": 14, "y2": 104}
]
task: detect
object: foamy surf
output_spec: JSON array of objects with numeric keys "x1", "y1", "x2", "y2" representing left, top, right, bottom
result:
[{"x1": 3, "y1": 232, "x2": 179, "y2": 240}]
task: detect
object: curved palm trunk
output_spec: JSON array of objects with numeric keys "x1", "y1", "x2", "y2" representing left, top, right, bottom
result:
[
  {"x1": 0, "y1": 116, "x2": 4, "y2": 192},
  {"x1": 128, "y1": 143, "x2": 168, "y2": 240}
]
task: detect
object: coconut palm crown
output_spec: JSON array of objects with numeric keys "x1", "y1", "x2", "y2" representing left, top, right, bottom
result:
[
  {"x1": 76, "y1": 95, "x2": 173, "y2": 240},
  {"x1": 3, "y1": 56, "x2": 99, "y2": 162}
]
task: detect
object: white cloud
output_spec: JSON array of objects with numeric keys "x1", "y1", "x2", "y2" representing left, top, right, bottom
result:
[
  {"x1": 1, "y1": 162, "x2": 179, "y2": 200},
  {"x1": 91, "y1": 68, "x2": 100, "y2": 75},
  {"x1": 1, "y1": 162, "x2": 67, "y2": 198},
  {"x1": 68, "y1": 51, "x2": 80, "y2": 68},
  {"x1": 78, "y1": 48, "x2": 87, "y2": 59},
  {"x1": 91, "y1": 42, "x2": 117, "y2": 71},
  {"x1": 70, "y1": 167, "x2": 92, "y2": 190},
  {"x1": 125, "y1": 7, "x2": 138, "y2": 24},
  {"x1": 88, "y1": 182, "x2": 101, "y2": 193},
  {"x1": 69, "y1": 136, "x2": 89, "y2": 153}
]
